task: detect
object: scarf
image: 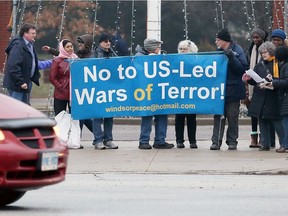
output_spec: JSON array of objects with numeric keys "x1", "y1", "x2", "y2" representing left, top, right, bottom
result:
[
  {"x1": 248, "y1": 45, "x2": 262, "y2": 100},
  {"x1": 58, "y1": 39, "x2": 78, "y2": 59},
  {"x1": 250, "y1": 44, "x2": 261, "y2": 69},
  {"x1": 267, "y1": 56, "x2": 279, "y2": 78}
]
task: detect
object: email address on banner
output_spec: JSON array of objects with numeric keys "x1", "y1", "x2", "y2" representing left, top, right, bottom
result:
[{"x1": 105, "y1": 103, "x2": 196, "y2": 113}]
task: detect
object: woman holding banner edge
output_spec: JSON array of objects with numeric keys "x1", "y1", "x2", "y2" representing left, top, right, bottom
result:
[{"x1": 175, "y1": 40, "x2": 199, "y2": 149}]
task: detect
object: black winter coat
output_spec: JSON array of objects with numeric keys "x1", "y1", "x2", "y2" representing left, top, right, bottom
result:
[
  {"x1": 3, "y1": 36, "x2": 40, "y2": 93},
  {"x1": 219, "y1": 42, "x2": 248, "y2": 102},
  {"x1": 247, "y1": 60, "x2": 282, "y2": 120},
  {"x1": 272, "y1": 61, "x2": 288, "y2": 116}
]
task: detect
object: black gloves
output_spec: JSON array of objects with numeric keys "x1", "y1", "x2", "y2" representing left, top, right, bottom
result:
[{"x1": 223, "y1": 49, "x2": 234, "y2": 60}]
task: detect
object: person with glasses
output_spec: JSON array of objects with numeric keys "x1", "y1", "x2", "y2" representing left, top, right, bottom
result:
[
  {"x1": 175, "y1": 40, "x2": 199, "y2": 149},
  {"x1": 92, "y1": 33, "x2": 118, "y2": 150},
  {"x1": 242, "y1": 41, "x2": 284, "y2": 151},
  {"x1": 134, "y1": 38, "x2": 174, "y2": 150}
]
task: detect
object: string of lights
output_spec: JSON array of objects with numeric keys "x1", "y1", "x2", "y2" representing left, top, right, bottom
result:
[
  {"x1": 214, "y1": 0, "x2": 225, "y2": 31},
  {"x1": 273, "y1": 0, "x2": 282, "y2": 29},
  {"x1": 130, "y1": 0, "x2": 136, "y2": 55},
  {"x1": 183, "y1": 0, "x2": 189, "y2": 40},
  {"x1": 92, "y1": 0, "x2": 99, "y2": 50},
  {"x1": 114, "y1": 0, "x2": 122, "y2": 53},
  {"x1": 265, "y1": 0, "x2": 273, "y2": 32},
  {"x1": 243, "y1": 0, "x2": 253, "y2": 40},
  {"x1": 249, "y1": 0, "x2": 256, "y2": 28},
  {"x1": 17, "y1": 0, "x2": 27, "y2": 35},
  {"x1": 34, "y1": 0, "x2": 42, "y2": 29},
  {"x1": 214, "y1": 1, "x2": 220, "y2": 30},
  {"x1": 57, "y1": 0, "x2": 67, "y2": 43}
]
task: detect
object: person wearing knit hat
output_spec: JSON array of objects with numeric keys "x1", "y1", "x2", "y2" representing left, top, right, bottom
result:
[
  {"x1": 92, "y1": 32, "x2": 118, "y2": 150},
  {"x1": 251, "y1": 27, "x2": 267, "y2": 41},
  {"x1": 216, "y1": 28, "x2": 231, "y2": 42},
  {"x1": 144, "y1": 38, "x2": 163, "y2": 53},
  {"x1": 211, "y1": 28, "x2": 249, "y2": 151},
  {"x1": 134, "y1": 38, "x2": 174, "y2": 150},
  {"x1": 244, "y1": 27, "x2": 268, "y2": 148},
  {"x1": 271, "y1": 29, "x2": 286, "y2": 48},
  {"x1": 98, "y1": 33, "x2": 112, "y2": 44}
]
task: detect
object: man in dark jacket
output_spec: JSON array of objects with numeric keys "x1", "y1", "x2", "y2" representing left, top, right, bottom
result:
[
  {"x1": 92, "y1": 33, "x2": 118, "y2": 150},
  {"x1": 3, "y1": 23, "x2": 40, "y2": 104},
  {"x1": 210, "y1": 28, "x2": 249, "y2": 150}
]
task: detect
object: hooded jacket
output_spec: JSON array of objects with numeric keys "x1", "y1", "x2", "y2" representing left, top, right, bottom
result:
[
  {"x1": 76, "y1": 34, "x2": 93, "y2": 58},
  {"x1": 3, "y1": 35, "x2": 40, "y2": 93}
]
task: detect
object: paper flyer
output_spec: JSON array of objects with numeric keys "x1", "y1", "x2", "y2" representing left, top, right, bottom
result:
[{"x1": 245, "y1": 69, "x2": 264, "y2": 83}]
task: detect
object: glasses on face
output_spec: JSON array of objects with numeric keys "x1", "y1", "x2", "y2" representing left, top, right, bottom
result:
[
  {"x1": 260, "y1": 50, "x2": 269, "y2": 55},
  {"x1": 179, "y1": 47, "x2": 188, "y2": 51}
]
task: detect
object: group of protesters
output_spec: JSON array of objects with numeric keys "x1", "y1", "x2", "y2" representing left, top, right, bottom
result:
[{"x1": 3, "y1": 23, "x2": 288, "y2": 153}]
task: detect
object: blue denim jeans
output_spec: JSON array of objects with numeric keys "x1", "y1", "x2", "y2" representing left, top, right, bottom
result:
[
  {"x1": 92, "y1": 118, "x2": 113, "y2": 143},
  {"x1": 8, "y1": 90, "x2": 30, "y2": 104},
  {"x1": 259, "y1": 118, "x2": 284, "y2": 148},
  {"x1": 139, "y1": 115, "x2": 167, "y2": 144},
  {"x1": 282, "y1": 116, "x2": 288, "y2": 149}
]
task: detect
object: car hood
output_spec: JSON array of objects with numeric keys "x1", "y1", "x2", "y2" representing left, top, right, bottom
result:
[{"x1": 0, "y1": 93, "x2": 46, "y2": 119}]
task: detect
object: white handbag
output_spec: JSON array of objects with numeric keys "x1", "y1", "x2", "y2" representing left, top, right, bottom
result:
[{"x1": 54, "y1": 110, "x2": 81, "y2": 149}]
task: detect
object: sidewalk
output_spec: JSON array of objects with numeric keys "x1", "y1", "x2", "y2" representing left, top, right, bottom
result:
[{"x1": 67, "y1": 125, "x2": 288, "y2": 175}]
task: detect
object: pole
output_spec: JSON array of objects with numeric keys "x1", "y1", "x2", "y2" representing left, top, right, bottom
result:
[
  {"x1": 147, "y1": 0, "x2": 161, "y2": 40},
  {"x1": 12, "y1": 0, "x2": 18, "y2": 37}
]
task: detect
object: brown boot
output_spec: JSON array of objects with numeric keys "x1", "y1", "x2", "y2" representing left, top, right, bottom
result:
[{"x1": 249, "y1": 134, "x2": 259, "y2": 148}]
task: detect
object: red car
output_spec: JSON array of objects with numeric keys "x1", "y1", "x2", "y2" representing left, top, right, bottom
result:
[{"x1": 0, "y1": 93, "x2": 68, "y2": 206}]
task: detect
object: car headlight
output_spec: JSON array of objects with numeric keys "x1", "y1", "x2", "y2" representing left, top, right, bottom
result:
[{"x1": 0, "y1": 130, "x2": 5, "y2": 141}]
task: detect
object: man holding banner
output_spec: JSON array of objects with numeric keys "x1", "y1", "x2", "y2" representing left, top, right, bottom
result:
[
  {"x1": 135, "y1": 38, "x2": 174, "y2": 150},
  {"x1": 92, "y1": 33, "x2": 119, "y2": 150},
  {"x1": 210, "y1": 28, "x2": 248, "y2": 150}
]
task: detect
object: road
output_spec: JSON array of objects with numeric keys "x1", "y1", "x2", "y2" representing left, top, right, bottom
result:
[
  {"x1": 2, "y1": 174, "x2": 288, "y2": 216},
  {"x1": 1, "y1": 125, "x2": 288, "y2": 215}
]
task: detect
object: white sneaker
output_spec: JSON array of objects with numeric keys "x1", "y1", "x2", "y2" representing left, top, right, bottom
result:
[
  {"x1": 94, "y1": 142, "x2": 106, "y2": 150},
  {"x1": 104, "y1": 141, "x2": 118, "y2": 149}
]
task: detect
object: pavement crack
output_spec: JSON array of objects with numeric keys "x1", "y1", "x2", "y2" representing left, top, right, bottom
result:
[{"x1": 145, "y1": 150, "x2": 159, "y2": 172}]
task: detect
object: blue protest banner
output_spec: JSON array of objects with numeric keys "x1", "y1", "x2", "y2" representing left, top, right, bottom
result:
[{"x1": 70, "y1": 52, "x2": 227, "y2": 119}]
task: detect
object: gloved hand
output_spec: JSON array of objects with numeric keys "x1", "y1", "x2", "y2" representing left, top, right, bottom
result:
[{"x1": 223, "y1": 49, "x2": 234, "y2": 60}]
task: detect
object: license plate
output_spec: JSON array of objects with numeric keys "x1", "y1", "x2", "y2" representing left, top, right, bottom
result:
[{"x1": 37, "y1": 151, "x2": 59, "y2": 171}]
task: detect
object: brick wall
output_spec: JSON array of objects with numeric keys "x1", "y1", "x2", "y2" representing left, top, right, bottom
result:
[
  {"x1": 0, "y1": 1, "x2": 12, "y2": 72},
  {"x1": 272, "y1": 0, "x2": 285, "y2": 30}
]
